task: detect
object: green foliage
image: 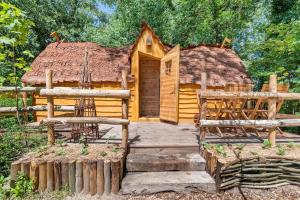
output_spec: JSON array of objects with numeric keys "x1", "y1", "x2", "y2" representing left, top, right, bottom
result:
[
  {"x1": 287, "y1": 141, "x2": 296, "y2": 148},
  {"x1": 235, "y1": 144, "x2": 246, "y2": 150},
  {"x1": 56, "y1": 147, "x2": 66, "y2": 156},
  {"x1": 0, "y1": 2, "x2": 34, "y2": 86},
  {"x1": 262, "y1": 139, "x2": 272, "y2": 149},
  {"x1": 0, "y1": 133, "x2": 47, "y2": 177},
  {"x1": 276, "y1": 145, "x2": 286, "y2": 156},
  {"x1": 99, "y1": 151, "x2": 107, "y2": 157},
  {"x1": 215, "y1": 144, "x2": 227, "y2": 157},
  {"x1": 79, "y1": 135, "x2": 89, "y2": 155},
  {"x1": 6, "y1": 0, "x2": 109, "y2": 51},
  {"x1": 0, "y1": 176, "x2": 10, "y2": 199},
  {"x1": 92, "y1": 0, "x2": 258, "y2": 47},
  {"x1": 111, "y1": 145, "x2": 119, "y2": 153},
  {"x1": 203, "y1": 142, "x2": 213, "y2": 150},
  {"x1": 10, "y1": 172, "x2": 34, "y2": 198}
]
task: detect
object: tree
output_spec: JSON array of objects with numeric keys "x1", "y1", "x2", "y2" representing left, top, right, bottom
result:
[
  {"x1": 91, "y1": 0, "x2": 258, "y2": 47},
  {"x1": 5, "y1": 0, "x2": 109, "y2": 53},
  {"x1": 0, "y1": 2, "x2": 34, "y2": 86}
]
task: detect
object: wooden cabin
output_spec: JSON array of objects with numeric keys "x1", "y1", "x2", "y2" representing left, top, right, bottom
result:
[{"x1": 22, "y1": 23, "x2": 252, "y2": 124}]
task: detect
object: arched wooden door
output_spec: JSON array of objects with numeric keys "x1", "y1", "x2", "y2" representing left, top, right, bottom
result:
[{"x1": 160, "y1": 45, "x2": 180, "y2": 123}]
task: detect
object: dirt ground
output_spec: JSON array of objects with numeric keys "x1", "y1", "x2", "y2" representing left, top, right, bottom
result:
[
  {"x1": 17, "y1": 143, "x2": 125, "y2": 163},
  {"x1": 47, "y1": 185, "x2": 299, "y2": 200}
]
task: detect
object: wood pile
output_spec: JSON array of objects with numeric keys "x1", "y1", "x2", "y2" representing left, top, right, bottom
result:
[
  {"x1": 201, "y1": 150, "x2": 300, "y2": 191},
  {"x1": 10, "y1": 157, "x2": 125, "y2": 196}
]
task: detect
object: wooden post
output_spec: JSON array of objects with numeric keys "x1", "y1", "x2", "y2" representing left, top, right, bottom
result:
[
  {"x1": 61, "y1": 161, "x2": 69, "y2": 189},
  {"x1": 89, "y1": 161, "x2": 97, "y2": 195},
  {"x1": 21, "y1": 82, "x2": 28, "y2": 123},
  {"x1": 21, "y1": 161, "x2": 30, "y2": 177},
  {"x1": 68, "y1": 160, "x2": 76, "y2": 193},
  {"x1": 268, "y1": 74, "x2": 277, "y2": 146},
  {"x1": 83, "y1": 160, "x2": 90, "y2": 194},
  {"x1": 47, "y1": 161, "x2": 54, "y2": 192},
  {"x1": 54, "y1": 161, "x2": 62, "y2": 190},
  {"x1": 30, "y1": 161, "x2": 39, "y2": 190},
  {"x1": 200, "y1": 73, "x2": 207, "y2": 141},
  {"x1": 10, "y1": 161, "x2": 21, "y2": 187},
  {"x1": 97, "y1": 160, "x2": 104, "y2": 195},
  {"x1": 104, "y1": 160, "x2": 111, "y2": 195},
  {"x1": 111, "y1": 159, "x2": 120, "y2": 194},
  {"x1": 38, "y1": 161, "x2": 47, "y2": 192},
  {"x1": 121, "y1": 70, "x2": 129, "y2": 151},
  {"x1": 75, "y1": 160, "x2": 83, "y2": 193},
  {"x1": 46, "y1": 69, "x2": 55, "y2": 145}
]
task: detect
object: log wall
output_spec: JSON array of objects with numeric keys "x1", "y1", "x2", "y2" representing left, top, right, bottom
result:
[
  {"x1": 201, "y1": 150, "x2": 300, "y2": 191},
  {"x1": 10, "y1": 157, "x2": 124, "y2": 196}
]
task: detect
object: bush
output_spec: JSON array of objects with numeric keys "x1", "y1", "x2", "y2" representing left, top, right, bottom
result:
[{"x1": 0, "y1": 133, "x2": 47, "y2": 177}]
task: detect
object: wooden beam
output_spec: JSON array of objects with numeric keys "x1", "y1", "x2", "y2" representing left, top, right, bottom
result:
[
  {"x1": 0, "y1": 86, "x2": 42, "y2": 93},
  {"x1": 40, "y1": 88, "x2": 130, "y2": 99},
  {"x1": 46, "y1": 69, "x2": 55, "y2": 145},
  {"x1": 121, "y1": 69, "x2": 129, "y2": 150},
  {"x1": 199, "y1": 91, "x2": 300, "y2": 100},
  {"x1": 41, "y1": 117, "x2": 129, "y2": 125},
  {"x1": 268, "y1": 74, "x2": 277, "y2": 146},
  {"x1": 0, "y1": 105, "x2": 74, "y2": 113},
  {"x1": 200, "y1": 119, "x2": 300, "y2": 128},
  {"x1": 200, "y1": 73, "x2": 207, "y2": 140}
]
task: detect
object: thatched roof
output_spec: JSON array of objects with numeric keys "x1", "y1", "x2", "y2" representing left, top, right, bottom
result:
[
  {"x1": 179, "y1": 45, "x2": 252, "y2": 86},
  {"x1": 22, "y1": 31, "x2": 252, "y2": 86},
  {"x1": 22, "y1": 42, "x2": 131, "y2": 85}
]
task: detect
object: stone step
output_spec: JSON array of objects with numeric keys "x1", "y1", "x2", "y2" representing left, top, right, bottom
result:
[
  {"x1": 126, "y1": 153, "x2": 205, "y2": 172},
  {"x1": 121, "y1": 171, "x2": 216, "y2": 195},
  {"x1": 129, "y1": 146, "x2": 200, "y2": 154}
]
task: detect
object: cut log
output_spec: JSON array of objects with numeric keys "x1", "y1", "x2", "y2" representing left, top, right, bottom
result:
[
  {"x1": 83, "y1": 160, "x2": 90, "y2": 194},
  {"x1": 235, "y1": 172, "x2": 282, "y2": 178},
  {"x1": 61, "y1": 161, "x2": 69, "y2": 189},
  {"x1": 47, "y1": 161, "x2": 54, "y2": 192},
  {"x1": 0, "y1": 105, "x2": 74, "y2": 113},
  {"x1": 10, "y1": 161, "x2": 21, "y2": 187},
  {"x1": 68, "y1": 161, "x2": 76, "y2": 193},
  {"x1": 75, "y1": 160, "x2": 83, "y2": 193},
  {"x1": 38, "y1": 161, "x2": 47, "y2": 192},
  {"x1": 0, "y1": 86, "x2": 41, "y2": 92},
  {"x1": 89, "y1": 161, "x2": 97, "y2": 195},
  {"x1": 200, "y1": 119, "x2": 300, "y2": 128},
  {"x1": 279, "y1": 166, "x2": 300, "y2": 173},
  {"x1": 21, "y1": 161, "x2": 31, "y2": 177},
  {"x1": 242, "y1": 168, "x2": 283, "y2": 172},
  {"x1": 54, "y1": 161, "x2": 62, "y2": 190},
  {"x1": 200, "y1": 90, "x2": 300, "y2": 100},
  {"x1": 42, "y1": 117, "x2": 129, "y2": 125},
  {"x1": 30, "y1": 161, "x2": 39, "y2": 190},
  {"x1": 40, "y1": 88, "x2": 130, "y2": 99},
  {"x1": 111, "y1": 159, "x2": 120, "y2": 194},
  {"x1": 220, "y1": 178, "x2": 240, "y2": 188},
  {"x1": 104, "y1": 160, "x2": 111, "y2": 195},
  {"x1": 97, "y1": 160, "x2": 104, "y2": 195}
]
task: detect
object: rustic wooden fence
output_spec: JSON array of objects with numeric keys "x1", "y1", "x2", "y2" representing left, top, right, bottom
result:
[{"x1": 198, "y1": 73, "x2": 300, "y2": 146}]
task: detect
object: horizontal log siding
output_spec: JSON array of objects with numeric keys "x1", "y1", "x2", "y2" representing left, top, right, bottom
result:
[
  {"x1": 34, "y1": 82, "x2": 135, "y2": 121},
  {"x1": 179, "y1": 84, "x2": 224, "y2": 123}
]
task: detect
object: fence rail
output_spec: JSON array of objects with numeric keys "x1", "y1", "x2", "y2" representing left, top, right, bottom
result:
[{"x1": 198, "y1": 73, "x2": 300, "y2": 146}]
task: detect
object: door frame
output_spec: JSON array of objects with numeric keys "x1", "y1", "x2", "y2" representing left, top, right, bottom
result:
[{"x1": 138, "y1": 52, "x2": 161, "y2": 119}]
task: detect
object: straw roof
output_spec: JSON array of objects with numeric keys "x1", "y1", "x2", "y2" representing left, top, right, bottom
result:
[
  {"x1": 22, "y1": 28, "x2": 252, "y2": 86},
  {"x1": 22, "y1": 42, "x2": 131, "y2": 85},
  {"x1": 179, "y1": 45, "x2": 252, "y2": 86}
]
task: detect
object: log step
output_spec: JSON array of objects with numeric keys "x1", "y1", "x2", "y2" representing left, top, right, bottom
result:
[
  {"x1": 121, "y1": 171, "x2": 216, "y2": 194},
  {"x1": 126, "y1": 153, "x2": 205, "y2": 172}
]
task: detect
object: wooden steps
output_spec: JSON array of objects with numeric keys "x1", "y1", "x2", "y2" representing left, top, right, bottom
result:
[
  {"x1": 121, "y1": 171, "x2": 216, "y2": 194},
  {"x1": 126, "y1": 153, "x2": 205, "y2": 172}
]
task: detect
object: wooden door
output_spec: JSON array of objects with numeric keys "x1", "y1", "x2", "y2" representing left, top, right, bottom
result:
[
  {"x1": 139, "y1": 56, "x2": 160, "y2": 117},
  {"x1": 160, "y1": 45, "x2": 180, "y2": 123}
]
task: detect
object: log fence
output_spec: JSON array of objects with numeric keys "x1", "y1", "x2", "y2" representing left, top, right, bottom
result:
[{"x1": 198, "y1": 73, "x2": 300, "y2": 146}]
